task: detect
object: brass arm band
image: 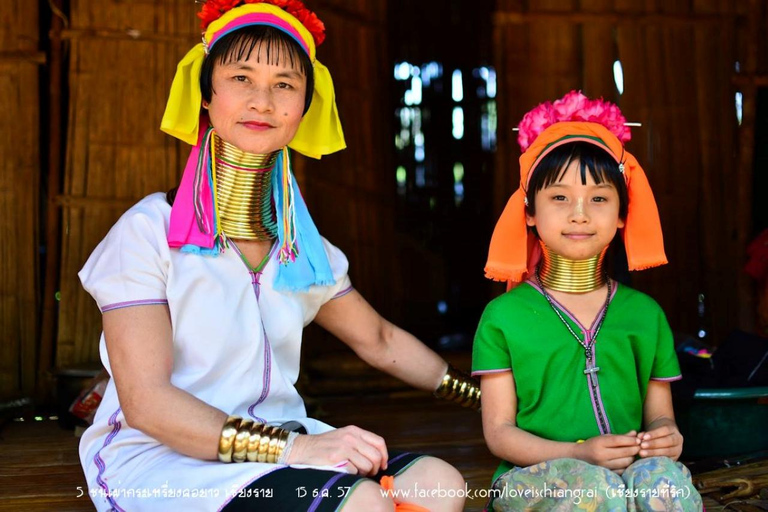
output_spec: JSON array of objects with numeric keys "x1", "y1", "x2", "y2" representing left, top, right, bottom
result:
[
  {"x1": 217, "y1": 415, "x2": 292, "y2": 464},
  {"x1": 218, "y1": 415, "x2": 242, "y2": 463},
  {"x1": 434, "y1": 364, "x2": 481, "y2": 410}
]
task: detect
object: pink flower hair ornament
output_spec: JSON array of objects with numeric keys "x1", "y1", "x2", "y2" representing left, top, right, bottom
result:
[{"x1": 517, "y1": 91, "x2": 631, "y2": 152}]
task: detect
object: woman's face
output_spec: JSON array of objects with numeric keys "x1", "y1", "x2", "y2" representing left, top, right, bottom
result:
[{"x1": 206, "y1": 45, "x2": 307, "y2": 154}]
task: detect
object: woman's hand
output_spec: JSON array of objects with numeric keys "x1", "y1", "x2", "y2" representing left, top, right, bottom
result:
[
  {"x1": 286, "y1": 426, "x2": 389, "y2": 476},
  {"x1": 573, "y1": 431, "x2": 641, "y2": 474},
  {"x1": 636, "y1": 424, "x2": 683, "y2": 461}
]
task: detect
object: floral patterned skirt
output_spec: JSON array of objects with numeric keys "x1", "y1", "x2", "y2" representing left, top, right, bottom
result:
[{"x1": 489, "y1": 457, "x2": 702, "y2": 511}]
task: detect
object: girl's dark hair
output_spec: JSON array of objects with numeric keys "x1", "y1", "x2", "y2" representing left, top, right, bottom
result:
[
  {"x1": 525, "y1": 141, "x2": 628, "y2": 219},
  {"x1": 200, "y1": 25, "x2": 314, "y2": 115}
]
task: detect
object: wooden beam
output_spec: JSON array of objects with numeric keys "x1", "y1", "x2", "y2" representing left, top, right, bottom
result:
[
  {"x1": 493, "y1": 11, "x2": 738, "y2": 26},
  {"x1": 733, "y1": 74, "x2": 768, "y2": 87},
  {"x1": 0, "y1": 51, "x2": 46, "y2": 64},
  {"x1": 59, "y1": 28, "x2": 196, "y2": 44},
  {"x1": 54, "y1": 195, "x2": 142, "y2": 210}
]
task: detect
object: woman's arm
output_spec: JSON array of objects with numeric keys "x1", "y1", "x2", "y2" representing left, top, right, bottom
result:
[
  {"x1": 638, "y1": 380, "x2": 683, "y2": 460},
  {"x1": 105, "y1": 304, "x2": 389, "y2": 474},
  {"x1": 313, "y1": 289, "x2": 448, "y2": 391},
  {"x1": 481, "y1": 372, "x2": 640, "y2": 471},
  {"x1": 103, "y1": 305, "x2": 227, "y2": 460}
]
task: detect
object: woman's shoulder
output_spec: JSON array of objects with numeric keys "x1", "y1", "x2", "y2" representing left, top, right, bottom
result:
[
  {"x1": 89, "y1": 192, "x2": 171, "y2": 256},
  {"x1": 109, "y1": 192, "x2": 171, "y2": 236},
  {"x1": 120, "y1": 192, "x2": 171, "y2": 223}
]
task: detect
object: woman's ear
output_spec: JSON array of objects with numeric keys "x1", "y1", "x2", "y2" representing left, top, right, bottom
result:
[
  {"x1": 617, "y1": 217, "x2": 625, "y2": 229},
  {"x1": 525, "y1": 211, "x2": 536, "y2": 227}
]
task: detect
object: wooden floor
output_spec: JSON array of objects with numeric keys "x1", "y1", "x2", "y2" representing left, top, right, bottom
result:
[{"x1": 0, "y1": 392, "x2": 765, "y2": 511}]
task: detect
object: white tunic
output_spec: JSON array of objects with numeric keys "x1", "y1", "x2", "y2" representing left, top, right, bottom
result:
[{"x1": 78, "y1": 192, "x2": 353, "y2": 511}]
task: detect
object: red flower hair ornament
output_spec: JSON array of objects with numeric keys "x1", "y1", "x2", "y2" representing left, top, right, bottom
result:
[{"x1": 198, "y1": 0, "x2": 326, "y2": 46}]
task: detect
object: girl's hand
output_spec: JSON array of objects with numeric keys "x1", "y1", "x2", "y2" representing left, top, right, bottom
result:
[
  {"x1": 286, "y1": 426, "x2": 389, "y2": 476},
  {"x1": 636, "y1": 425, "x2": 683, "y2": 461},
  {"x1": 573, "y1": 430, "x2": 641, "y2": 474}
]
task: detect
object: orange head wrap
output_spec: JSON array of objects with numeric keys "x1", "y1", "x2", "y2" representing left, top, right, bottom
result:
[{"x1": 485, "y1": 97, "x2": 667, "y2": 285}]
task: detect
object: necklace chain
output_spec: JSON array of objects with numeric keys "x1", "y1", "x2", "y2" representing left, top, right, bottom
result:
[{"x1": 535, "y1": 269, "x2": 612, "y2": 355}]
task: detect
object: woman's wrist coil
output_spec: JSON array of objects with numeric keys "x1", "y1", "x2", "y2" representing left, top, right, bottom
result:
[
  {"x1": 434, "y1": 364, "x2": 481, "y2": 410},
  {"x1": 218, "y1": 416, "x2": 291, "y2": 463}
]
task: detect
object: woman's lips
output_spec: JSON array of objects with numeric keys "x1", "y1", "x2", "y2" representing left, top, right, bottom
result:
[
  {"x1": 241, "y1": 121, "x2": 274, "y2": 131},
  {"x1": 563, "y1": 233, "x2": 594, "y2": 240}
]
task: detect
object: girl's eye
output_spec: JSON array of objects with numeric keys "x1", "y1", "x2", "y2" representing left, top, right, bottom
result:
[
  {"x1": 593, "y1": 196, "x2": 607, "y2": 203},
  {"x1": 553, "y1": 195, "x2": 567, "y2": 201},
  {"x1": 233, "y1": 75, "x2": 248, "y2": 82},
  {"x1": 276, "y1": 82, "x2": 293, "y2": 89}
]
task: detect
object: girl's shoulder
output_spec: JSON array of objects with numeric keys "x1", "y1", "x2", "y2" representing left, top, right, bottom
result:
[
  {"x1": 612, "y1": 282, "x2": 665, "y2": 314},
  {"x1": 482, "y1": 282, "x2": 543, "y2": 318}
]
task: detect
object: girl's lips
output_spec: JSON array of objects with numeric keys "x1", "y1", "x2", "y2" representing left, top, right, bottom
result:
[
  {"x1": 564, "y1": 233, "x2": 594, "y2": 240},
  {"x1": 241, "y1": 121, "x2": 274, "y2": 131}
]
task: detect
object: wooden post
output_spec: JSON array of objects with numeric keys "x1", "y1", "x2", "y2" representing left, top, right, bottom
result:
[
  {"x1": 37, "y1": 0, "x2": 66, "y2": 403},
  {"x1": 733, "y1": 0, "x2": 760, "y2": 332}
]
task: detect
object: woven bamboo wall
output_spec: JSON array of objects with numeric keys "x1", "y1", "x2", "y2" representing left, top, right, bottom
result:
[
  {"x1": 493, "y1": 0, "x2": 753, "y2": 343},
  {"x1": 56, "y1": 1, "x2": 199, "y2": 368},
  {"x1": 0, "y1": 1, "x2": 41, "y2": 398}
]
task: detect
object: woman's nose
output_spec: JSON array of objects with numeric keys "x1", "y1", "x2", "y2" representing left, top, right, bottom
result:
[{"x1": 247, "y1": 88, "x2": 274, "y2": 112}]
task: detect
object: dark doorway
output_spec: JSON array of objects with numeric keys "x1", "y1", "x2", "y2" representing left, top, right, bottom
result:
[{"x1": 389, "y1": 0, "x2": 497, "y2": 350}]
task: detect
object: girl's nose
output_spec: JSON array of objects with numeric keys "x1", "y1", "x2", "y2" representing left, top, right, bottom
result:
[{"x1": 569, "y1": 197, "x2": 588, "y2": 222}]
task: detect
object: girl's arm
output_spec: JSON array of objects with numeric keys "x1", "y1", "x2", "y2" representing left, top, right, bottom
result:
[
  {"x1": 638, "y1": 380, "x2": 684, "y2": 460},
  {"x1": 481, "y1": 372, "x2": 640, "y2": 471},
  {"x1": 313, "y1": 289, "x2": 448, "y2": 391},
  {"x1": 104, "y1": 305, "x2": 390, "y2": 475}
]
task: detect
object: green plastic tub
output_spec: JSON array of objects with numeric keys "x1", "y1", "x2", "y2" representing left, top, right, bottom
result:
[{"x1": 677, "y1": 387, "x2": 768, "y2": 459}]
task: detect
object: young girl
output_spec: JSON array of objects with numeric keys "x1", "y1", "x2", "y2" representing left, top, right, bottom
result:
[{"x1": 473, "y1": 92, "x2": 703, "y2": 511}]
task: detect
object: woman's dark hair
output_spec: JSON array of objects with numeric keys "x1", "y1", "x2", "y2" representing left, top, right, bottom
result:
[
  {"x1": 200, "y1": 25, "x2": 314, "y2": 115},
  {"x1": 525, "y1": 141, "x2": 629, "y2": 220}
]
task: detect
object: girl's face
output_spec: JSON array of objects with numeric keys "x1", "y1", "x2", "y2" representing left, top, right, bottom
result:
[
  {"x1": 526, "y1": 158, "x2": 625, "y2": 261},
  {"x1": 206, "y1": 45, "x2": 307, "y2": 154}
]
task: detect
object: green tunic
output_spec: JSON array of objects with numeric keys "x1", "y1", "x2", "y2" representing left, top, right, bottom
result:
[{"x1": 472, "y1": 282, "x2": 681, "y2": 481}]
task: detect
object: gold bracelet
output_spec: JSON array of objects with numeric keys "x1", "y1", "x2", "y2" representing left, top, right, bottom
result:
[
  {"x1": 266, "y1": 428, "x2": 280, "y2": 464},
  {"x1": 218, "y1": 416, "x2": 242, "y2": 463},
  {"x1": 257, "y1": 426, "x2": 271, "y2": 463},
  {"x1": 246, "y1": 423, "x2": 265, "y2": 463},
  {"x1": 434, "y1": 364, "x2": 482, "y2": 410},
  {"x1": 232, "y1": 419, "x2": 254, "y2": 463},
  {"x1": 221, "y1": 417, "x2": 291, "y2": 464}
]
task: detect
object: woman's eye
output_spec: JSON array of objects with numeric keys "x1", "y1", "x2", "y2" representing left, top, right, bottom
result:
[
  {"x1": 276, "y1": 82, "x2": 293, "y2": 89},
  {"x1": 552, "y1": 195, "x2": 567, "y2": 201},
  {"x1": 593, "y1": 196, "x2": 607, "y2": 203},
  {"x1": 233, "y1": 75, "x2": 248, "y2": 82}
]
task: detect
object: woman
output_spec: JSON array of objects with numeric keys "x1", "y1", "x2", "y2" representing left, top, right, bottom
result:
[{"x1": 78, "y1": 1, "x2": 477, "y2": 511}]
